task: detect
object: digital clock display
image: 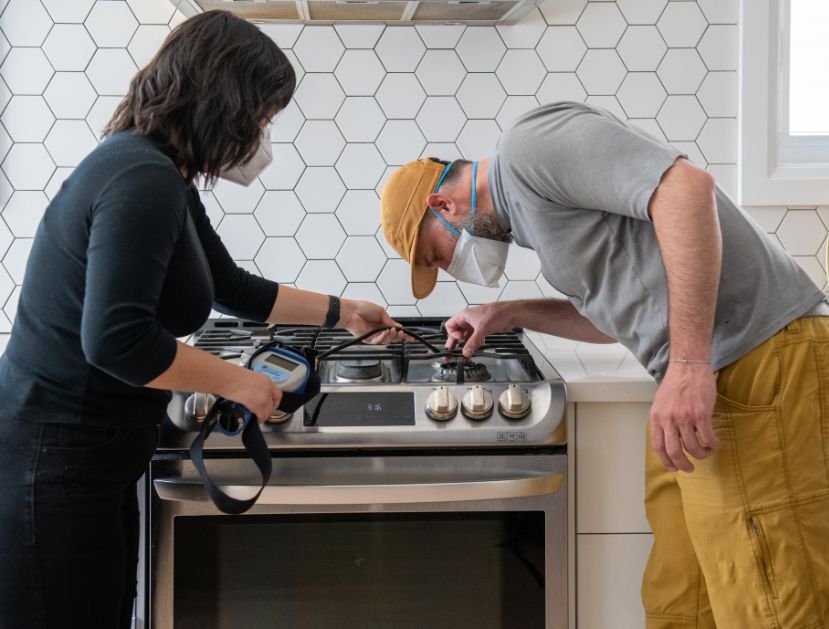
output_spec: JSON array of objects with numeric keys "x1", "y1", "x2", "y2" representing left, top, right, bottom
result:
[{"x1": 305, "y1": 392, "x2": 415, "y2": 427}]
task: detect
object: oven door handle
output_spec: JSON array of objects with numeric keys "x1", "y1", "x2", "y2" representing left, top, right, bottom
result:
[{"x1": 153, "y1": 473, "x2": 563, "y2": 506}]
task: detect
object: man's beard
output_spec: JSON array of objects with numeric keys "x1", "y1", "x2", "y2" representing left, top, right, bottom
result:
[{"x1": 461, "y1": 210, "x2": 513, "y2": 243}]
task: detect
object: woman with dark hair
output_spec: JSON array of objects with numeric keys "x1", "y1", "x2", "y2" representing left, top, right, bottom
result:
[{"x1": 0, "y1": 10, "x2": 402, "y2": 628}]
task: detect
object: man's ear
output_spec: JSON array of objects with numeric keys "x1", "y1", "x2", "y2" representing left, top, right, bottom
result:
[{"x1": 426, "y1": 193, "x2": 447, "y2": 210}]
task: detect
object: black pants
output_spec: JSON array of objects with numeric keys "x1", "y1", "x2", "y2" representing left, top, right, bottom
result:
[{"x1": 0, "y1": 417, "x2": 157, "y2": 629}]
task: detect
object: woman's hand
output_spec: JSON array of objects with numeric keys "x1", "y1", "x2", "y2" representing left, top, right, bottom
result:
[
  {"x1": 221, "y1": 369, "x2": 282, "y2": 424},
  {"x1": 339, "y1": 299, "x2": 409, "y2": 344}
]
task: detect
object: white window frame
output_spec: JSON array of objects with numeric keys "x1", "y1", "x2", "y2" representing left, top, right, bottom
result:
[{"x1": 739, "y1": 0, "x2": 829, "y2": 206}]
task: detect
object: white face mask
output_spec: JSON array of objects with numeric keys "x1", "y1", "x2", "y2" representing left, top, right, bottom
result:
[
  {"x1": 431, "y1": 161, "x2": 508, "y2": 288},
  {"x1": 218, "y1": 126, "x2": 272, "y2": 186}
]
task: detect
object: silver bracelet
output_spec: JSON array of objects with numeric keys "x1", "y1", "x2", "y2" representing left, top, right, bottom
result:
[{"x1": 669, "y1": 357, "x2": 711, "y2": 365}]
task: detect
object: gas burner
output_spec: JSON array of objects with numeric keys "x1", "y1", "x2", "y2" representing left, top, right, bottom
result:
[
  {"x1": 431, "y1": 361, "x2": 491, "y2": 383},
  {"x1": 335, "y1": 358, "x2": 384, "y2": 382}
]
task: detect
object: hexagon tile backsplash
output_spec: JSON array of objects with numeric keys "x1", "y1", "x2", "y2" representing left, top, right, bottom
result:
[{"x1": 0, "y1": 0, "x2": 827, "y2": 354}]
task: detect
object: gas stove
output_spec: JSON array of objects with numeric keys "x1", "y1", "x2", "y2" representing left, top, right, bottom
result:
[{"x1": 159, "y1": 317, "x2": 566, "y2": 451}]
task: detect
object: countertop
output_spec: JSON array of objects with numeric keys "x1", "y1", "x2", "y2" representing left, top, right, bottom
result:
[{"x1": 525, "y1": 331, "x2": 658, "y2": 403}]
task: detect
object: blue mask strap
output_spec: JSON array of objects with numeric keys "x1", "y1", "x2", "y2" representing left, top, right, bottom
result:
[
  {"x1": 430, "y1": 208, "x2": 461, "y2": 237},
  {"x1": 433, "y1": 162, "x2": 452, "y2": 193},
  {"x1": 470, "y1": 161, "x2": 478, "y2": 220}
]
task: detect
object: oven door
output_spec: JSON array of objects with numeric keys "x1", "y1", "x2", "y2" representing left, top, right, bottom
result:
[{"x1": 146, "y1": 453, "x2": 566, "y2": 629}]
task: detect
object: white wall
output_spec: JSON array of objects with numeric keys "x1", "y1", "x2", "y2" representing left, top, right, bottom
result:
[{"x1": 0, "y1": 0, "x2": 826, "y2": 351}]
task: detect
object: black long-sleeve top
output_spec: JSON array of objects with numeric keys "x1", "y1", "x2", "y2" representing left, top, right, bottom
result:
[{"x1": 0, "y1": 131, "x2": 278, "y2": 427}]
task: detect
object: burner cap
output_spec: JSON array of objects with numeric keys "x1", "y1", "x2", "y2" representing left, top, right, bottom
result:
[
  {"x1": 336, "y1": 359, "x2": 382, "y2": 381},
  {"x1": 432, "y1": 361, "x2": 491, "y2": 383}
]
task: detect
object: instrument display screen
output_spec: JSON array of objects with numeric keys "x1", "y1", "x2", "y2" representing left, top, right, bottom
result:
[{"x1": 265, "y1": 353, "x2": 299, "y2": 372}]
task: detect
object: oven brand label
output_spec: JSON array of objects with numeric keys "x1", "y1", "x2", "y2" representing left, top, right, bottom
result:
[{"x1": 496, "y1": 432, "x2": 528, "y2": 442}]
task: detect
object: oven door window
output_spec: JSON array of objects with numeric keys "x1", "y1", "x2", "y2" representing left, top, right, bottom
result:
[{"x1": 173, "y1": 512, "x2": 545, "y2": 629}]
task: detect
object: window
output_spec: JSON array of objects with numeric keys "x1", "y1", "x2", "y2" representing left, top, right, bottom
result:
[{"x1": 739, "y1": 0, "x2": 829, "y2": 205}]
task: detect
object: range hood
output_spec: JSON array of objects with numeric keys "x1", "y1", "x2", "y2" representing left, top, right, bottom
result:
[{"x1": 168, "y1": 0, "x2": 538, "y2": 24}]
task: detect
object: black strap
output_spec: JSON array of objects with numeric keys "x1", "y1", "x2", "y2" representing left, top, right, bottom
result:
[{"x1": 190, "y1": 399, "x2": 272, "y2": 515}]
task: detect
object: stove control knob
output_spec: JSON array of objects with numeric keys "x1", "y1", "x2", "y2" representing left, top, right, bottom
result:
[
  {"x1": 184, "y1": 392, "x2": 217, "y2": 422},
  {"x1": 461, "y1": 385, "x2": 494, "y2": 420},
  {"x1": 425, "y1": 386, "x2": 458, "y2": 421},
  {"x1": 498, "y1": 385, "x2": 531, "y2": 420}
]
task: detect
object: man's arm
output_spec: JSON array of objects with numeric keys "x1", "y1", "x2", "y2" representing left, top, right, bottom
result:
[
  {"x1": 648, "y1": 158, "x2": 722, "y2": 472},
  {"x1": 445, "y1": 298, "x2": 615, "y2": 359}
]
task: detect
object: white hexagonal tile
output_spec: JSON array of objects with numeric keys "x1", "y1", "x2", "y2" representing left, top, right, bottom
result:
[
  {"x1": 617, "y1": 25, "x2": 667, "y2": 72},
  {"x1": 296, "y1": 214, "x2": 346, "y2": 259},
  {"x1": 536, "y1": 26, "x2": 586, "y2": 72},
  {"x1": 43, "y1": 24, "x2": 96, "y2": 72},
  {"x1": 336, "y1": 190, "x2": 381, "y2": 236},
  {"x1": 0, "y1": 168, "x2": 11, "y2": 210},
  {"x1": 271, "y1": 100, "x2": 305, "y2": 143},
  {"x1": 86, "y1": 95, "x2": 121, "y2": 139},
  {"x1": 284, "y1": 49, "x2": 304, "y2": 86},
  {"x1": 0, "y1": 29, "x2": 8, "y2": 65},
  {"x1": 295, "y1": 120, "x2": 345, "y2": 167},
  {"x1": 375, "y1": 166, "x2": 396, "y2": 198},
  {"x1": 296, "y1": 260, "x2": 346, "y2": 295},
  {"x1": 536, "y1": 72, "x2": 587, "y2": 103},
  {"x1": 415, "y1": 50, "x2": 466, "y2": 96},
  {"x1": 457, "y1": 74, "x2": 506, "y2": 119},
  {"x1": 216, "y1": 214, "x2": 264, "y2": 260},
  {"x1": 334, "y1": 50, "x2": 384, "y2": 97},
  {"x1": 458, "y1": 277, "x2": 505, "y2": 304},
  {"x1": 259, "y1": 23, "x2": 303, "y2": 48},
  {"x1": 539, "y1": 0, "x2": 587, "y2": 25},
  {"x1": 342, "y1": 282, "x2": 388, "y2": 306},
  {"x1": 535, "y1": 274, "x2": 568, "y2": 300},
  {"x1": 2, "y1": 95, "x2": 54, "y2": 142},
  {"x1": 617, "y1": 0, "x2": 668, "y2": 25},
  {"x1": 792, "y1": 255, "x2": 827, "y2": 290},
  {"x1": 496, "y1": 50, "x2": 546, "y2": 96},
  {"x1": 416, "y1": 97, "x2": 466, "y2": 142},
  {"x1": 0, "y1": 0, "x2": 52, "y2": 46},
  {"x1": 335, "y1": 97, "x2": 386, "y2": 142},
  {"x1": 0, "y1": 76, "x2": 9, "y2": 111},
  {"x1": 496, "y1": 95, "x2": 540, "y2": 131},
  {"x1": 3, "y1": 238, "x2": 31, "y2": 284},
  {"x1": 294, "y1": 73, "x2": 345, "y2": 120},
  {"x1": 504, "y1": 245, "x2": 541, "y2": 280},
  {"x1": 417, "y1": 282, "x2": 467, "y2": 316},
  {"x1": 585, "y1": 95, "x2": 626, "y2": 119},
  {"x1": 376, "y1": 74, "x2": 425, "y2": 119},
  {"x1": 657, "y1": 49, "x2": 707, "y2": 95},
  {"x1": 198, "y1": 190, "x2": 223, "y2": 226},
  {"x1": 697, "y1": 72, "x2": 737, "y2": 118},
  {"x1": 3, "y1": 144, "x2": 55, "y2": 189},
  {"x1": 497, "y1": 7, "x2": 546, "y2": 49},
  {"x1": 333, "y1": 24, "x2": 383, "y2": 49},
  {"x1": 629, "y1": 117, "x2": 668, "y2": 143},
  {"x1": 0, "y1": 216, "x2": 10, "y2": 260},
  {"x1": 1, "y1": 48, "x2": 54, "y2": 95},
  {"x1": 41, "y1": 0, "x2": 95, "y2": 23},
  {"x1": 257, "y1": 143, "x2": 304, "y2": 191},
  {"x1": 44, "y1": 73, "x2": 97, "y2": 119},
  {"x1": 255, "y1": 238, "x2": 306, "y2": 283},
  {"x1": 576, "y1": 49, "x2": 625, "y2": 95},
  {"x1": 0, "y1": 124, "x2": 10, "y2": 163},
  {"x1": 126, "y1": 0, "x2": 175, "y2": 24},
  {"x1": 128, "y1": 24, "x2": 169, "y2": 68},
  {"x1": 376, "y1": 120, "x2": 426, "y2": 165},
  {"x1": 697, "y1": 118, "x2": 736, "y2": 164},
  {"x1": 254, "y1": 191, "x2": 305, "y2": 237},
  {"x1": 415, "y1": 24, "x2": 465, "y2": 49},
  {"x1": 457, "y1": 27, "x2": 506, "y2": 72},
  {"x1": 657, "y1": 2, "x2": 707, "y2": 47},
  {"x1": 698, "y1": 0, "x2": 738, "y2": 25},
  {"x1": 745, "y1": 207, "x2": 787, "y2": 233},
  {"x1": 213, "y1": 177, "x2": 265, "y2": 214},
  {"x1": 335, "y1": 144, "x2": 385, "y2": 190},
  {"x1": 336, "y1": 236, "x2": 386, "y2": 282},
  {"x1": 377, "y1": 258, "x2": 416, "y2": 304},
  {"x1": 457, "y1": 120, "x2": 501, "y2": 159},
  {"x1": 376, "y1": 27, "x2": 425, "y2": 73},
  {"x1": 85, "y1": 49, "x2": 137, "y2": 96},
  {"x1": 671, "y1": 141, "x2": 706, "y2": 166},
  {"x1": 44, "y1": 166, "x2": 74, "y2": 200},
  {"x1": 295, "y1": 167, "x2": 345, "y2": 213},
  {"x1": 499, "y1": 280, "x2": 543, "y2": 301},
  {"x1": 4, "y1": 285, "x2": 22, "y2": 322},
  {"x1": 656, "y1": 95, "x2": 706, "y2": 141},
  {"x1": 420, "y1": 142, "x2": 462, "y2": 160},
  {"x1": 698, "y1": 25, "x2": 738, "y2": 72},
  {"x1": 617, "y1": 73, "x2": 667, "y2": 118},
  {"x1": 778, "y1": 211, "x2": 828, "y2": 256},
  {"x1": 293, "y1": 26, "x2": 343, "y2": 73},
  {"x1": 85, "y1": 1, "x2": 138, "y2": 47},
  {"x1": 576, "y1": 2, "x2": 626, "y2": 48},
  {"x1": 44, "y1": 120, "x2": 97, "y2": 167},
  {"x1": 2, "y1": 191, "x2": 48, "y2": 237}
]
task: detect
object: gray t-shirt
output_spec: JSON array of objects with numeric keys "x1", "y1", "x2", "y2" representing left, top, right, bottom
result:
[{"x1": 488, "y1": 102, "x2": 826, "y2": 380}]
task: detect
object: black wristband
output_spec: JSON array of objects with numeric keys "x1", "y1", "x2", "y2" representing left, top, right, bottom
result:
[{"x1": 323, "y1": 295, "x2": 341, "y2": 329}]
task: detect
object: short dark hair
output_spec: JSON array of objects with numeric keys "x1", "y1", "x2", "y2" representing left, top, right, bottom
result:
[
  {"x1": 428, "y1": 158, "x2": 472, "y2": 190},
  {"x1": 104, "y1": 10, "x2": 295, "y2": 185}
]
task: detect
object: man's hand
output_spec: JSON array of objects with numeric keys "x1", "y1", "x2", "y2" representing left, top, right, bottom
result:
[
  {"x1": 339, "y1": 299, "x2": 409, "y2": 344},
  {"x1": 649, "y1": 363, "x2": 720, "y2": 472},
  {"x1": 444, "y1": 302, "x2": 514, "y2": 357}
]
